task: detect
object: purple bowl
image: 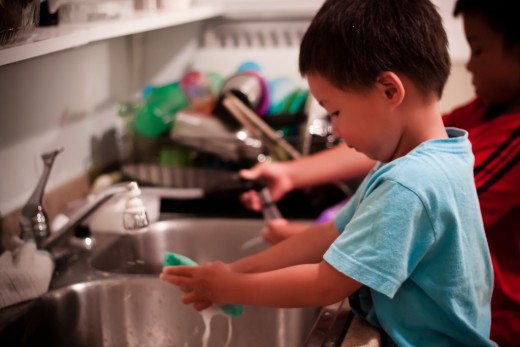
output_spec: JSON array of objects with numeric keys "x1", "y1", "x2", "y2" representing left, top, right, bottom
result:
[{"x1": 243, "y1": 70, "x2": 271, "y2": 116}]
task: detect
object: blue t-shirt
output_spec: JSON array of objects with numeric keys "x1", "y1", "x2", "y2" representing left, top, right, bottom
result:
[{"x1": 324, "y1": 128, "x2": 495, "y2": 347}]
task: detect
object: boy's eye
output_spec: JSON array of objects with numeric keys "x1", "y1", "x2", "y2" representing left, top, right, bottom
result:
[{"x1": 471, "y1": 48, "x2": 483, "y2": 57}]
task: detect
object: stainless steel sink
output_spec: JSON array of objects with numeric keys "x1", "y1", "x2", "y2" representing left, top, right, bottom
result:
[
  {"x1": 15, "y1": 277, "x2": 318, "y2": 347},
  {"x1": 89, "y1": 219, "x2": 270, "y2": 275},
  {"x1": 1, "y1": 217, "x2": 346, "y2": 346}
]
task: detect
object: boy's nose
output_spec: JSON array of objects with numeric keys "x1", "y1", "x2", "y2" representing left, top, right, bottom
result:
[
  {"x1": 465, "y1": 58, "x2": 474, "y2": 74},
  {"x1": 330, "y1": 117, "x2": 341, "y2": 138}
]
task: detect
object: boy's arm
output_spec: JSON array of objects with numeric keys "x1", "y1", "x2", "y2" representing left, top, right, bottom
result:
[
  {"x1": 283, "y1": 145, "x2": 375, "y2": 189},
  {"x1": 230, "y1": 221, "x2": 339, "y2": 273},
  {"x1": 160, "y1": 221, "x2": 350, "y2": 310},
  {"x1": 165, "y1": 260, "x2": 362, "y2": 309},
  {"x1": 240, "y1": 145, "x2": 375, "y2": 210},
  {"x1": 228, "y1": 261, "x2": 362, "y2": 307}
]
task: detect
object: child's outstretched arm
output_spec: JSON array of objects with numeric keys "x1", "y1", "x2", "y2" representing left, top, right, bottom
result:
[
  {"x1": 161, "y1": 221, "x2": 341, "y2": 311},
  {"x1": 231, "y1": 221, "x2": 338, "y2": 274},
  {"x1": 161, "y1": 259, "x2": 361, "y2": 310},
  {"x1": 240, "y1": 145, "x2": 374, "y2": 211}
]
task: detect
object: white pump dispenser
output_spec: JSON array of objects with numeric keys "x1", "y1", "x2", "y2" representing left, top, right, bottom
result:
[{"x1": 123, "y1": 182, "x2": 149, "y2": 230}]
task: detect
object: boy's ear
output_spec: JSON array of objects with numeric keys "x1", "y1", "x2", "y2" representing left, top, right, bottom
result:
[{"x1": 376, "y1": 71, "x2": 405, "y2": 105}]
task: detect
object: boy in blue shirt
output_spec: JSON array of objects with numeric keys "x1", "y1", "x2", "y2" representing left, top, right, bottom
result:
[{"x1": 161, "y1": 0, "x2": 495, "y2": 345}]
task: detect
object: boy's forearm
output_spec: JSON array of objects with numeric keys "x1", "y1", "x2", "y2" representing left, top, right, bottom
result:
[
  {"x1": 222, "y1": 262, "x2": 361, "y2": 308},
  {"x1": 230, "y1": 222, "x2": 338, "y2": 273},
  {"x1": 287, "y1": 145, "x2": 375, "y2": 189}
]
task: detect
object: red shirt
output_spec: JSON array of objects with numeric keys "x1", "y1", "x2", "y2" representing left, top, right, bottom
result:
[{"x1": 443, "y1": 98, "x2": 520, "y2": 347}]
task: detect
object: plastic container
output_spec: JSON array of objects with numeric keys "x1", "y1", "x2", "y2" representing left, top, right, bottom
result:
[
  {"x1": 0, "y1": 0, "x2": 40, "y2": 46},
  {"x1": 47, "y1": 0, "x2": 134, "y2": 23},
  {"x1": 219, "y1": 71, "x2": 270, "y2": 116},
  {"x1": 179, "y1": 70, "x2": 215, "y2": 114},
  {"x1": 133, "y1": 82, "x2": 190, "y2": 137},
  {"x1": 268, "y1": 77, "x2": 299, "y2": 115},
  {"x1": 61, "y1": 0, "x2": 134, "y2": 22},
  {"x1": 134, "y1": 0, "x2": 157, "y2": 11},
  {"x1": 158, "y1": 0, "x2": 191, "y2": 10}
]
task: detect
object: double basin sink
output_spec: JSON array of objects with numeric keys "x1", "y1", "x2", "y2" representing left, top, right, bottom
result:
[{"x1": 0, "y1": 215, "x2": 350, "y2": 347}]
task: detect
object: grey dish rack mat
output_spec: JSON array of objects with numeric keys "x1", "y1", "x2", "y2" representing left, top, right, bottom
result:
[{"x1": 122, "y1": 164, "x2": 236, "y2": 189}]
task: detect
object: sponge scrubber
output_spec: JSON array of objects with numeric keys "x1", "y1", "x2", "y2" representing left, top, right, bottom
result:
[{"x1": 164, "y1": 252, "x2": 244, "y2": 317}]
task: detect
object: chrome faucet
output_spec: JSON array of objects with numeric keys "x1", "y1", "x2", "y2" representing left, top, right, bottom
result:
[
  {"x1": 40, "y1": 181, "x2": 149, "y2": 252},
  {"x1": 20, "y1": 148, "x2": 63, "y2": 248},
  {"x1": 19, "y1": 148, "x2": 149, "y2": 251}
]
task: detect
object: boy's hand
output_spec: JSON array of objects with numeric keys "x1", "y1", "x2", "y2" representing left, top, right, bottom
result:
[
  {"x1": 239, "y1": 162, "x2": 293, "y2": 211},
  {"x1": 262, "y1": 219, "x2": 309, "y2": 244},
  {"x1": 239, "y1": 189, "x2": 262, "y2": 211},
  {"x1": 160, "y1": 261, "x2": 232, "y2": 311}
]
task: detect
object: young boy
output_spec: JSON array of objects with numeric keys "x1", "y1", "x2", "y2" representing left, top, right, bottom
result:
[
  {"x1": 241, "y1": 0, "x2": 520, "y2": 344},
  {"x1": 161, "y1": 0, "x2": 496, "y2": 345}
]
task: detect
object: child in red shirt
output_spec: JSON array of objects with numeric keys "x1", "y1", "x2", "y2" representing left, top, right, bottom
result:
[
  {"x1": 449, "y1": 2, "x2": 520, "y2": 343},
  {"x1": 443, "y1": 98, "x2": 519, "y2": 346}
]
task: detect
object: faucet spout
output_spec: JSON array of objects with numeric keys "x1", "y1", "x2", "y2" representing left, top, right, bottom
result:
[{"x1": 20, "y1": 148, "x2": 64, "y2": 247}]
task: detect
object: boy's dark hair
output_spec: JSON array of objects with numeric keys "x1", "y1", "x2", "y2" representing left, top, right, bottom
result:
[
  {"x1": 454, "y1": 0, "x2": 520, "y2": 48},
  {"x1": 299, "y1": 0, "x2": 451, "y2": 98}
]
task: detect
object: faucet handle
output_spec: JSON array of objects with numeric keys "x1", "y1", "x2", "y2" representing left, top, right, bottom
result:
[
  {"x1": 20, "y1": 147, "x2": 63, "y2": 247},
  {"x1": 41, "y1": 147, "x2": 64, "y2": 163}
]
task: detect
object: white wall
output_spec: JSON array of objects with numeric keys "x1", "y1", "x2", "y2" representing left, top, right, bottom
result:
[
  {"x1": 0, "y1": 38, "x2": 128, "y2": 215},
  {"x1": 197, "y1": 0, "x2": 470, "y2": 63},
  {"x1": 441, "y1": 63, "x2": 473, "y2": 113},
  {"x1": 432, "y1": 0, "x2": 470, "y2": 64},
  {"x1": 0, "y1": 22, "x2": 204, "y2": 215}
]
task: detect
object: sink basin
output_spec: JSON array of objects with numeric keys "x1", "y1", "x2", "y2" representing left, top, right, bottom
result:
[
  {"x1": 11, "y1": 277, "x2": 318, "y2": 347},
  {"x1": 0, "y1": 218, "x2": 326, "y2": 346},
  {"x1": 89, "y1": 219, "x2": 270, "y2": 274}
]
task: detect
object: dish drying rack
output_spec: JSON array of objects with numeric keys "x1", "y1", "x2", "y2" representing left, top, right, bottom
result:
[
  {"x1": 121, "y1": 15, "x2": 353, "y2": 198},
  {"x1": 220, "y1": 93, "x2": 353, "y2": 197},
  {"x1": 191, "y1": 17, "x2": 340, "y2": 152}
]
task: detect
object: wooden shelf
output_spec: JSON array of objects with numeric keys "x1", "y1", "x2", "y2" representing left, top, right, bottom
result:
[{"x1": 0, "y1": 5, "x2": 222, "y2": 67}]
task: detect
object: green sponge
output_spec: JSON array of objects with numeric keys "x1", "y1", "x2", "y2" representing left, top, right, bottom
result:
[{"x1": 164, "y1": 252, "x2": 244, "y2": 317}]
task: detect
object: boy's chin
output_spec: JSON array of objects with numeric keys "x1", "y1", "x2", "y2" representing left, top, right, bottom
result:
[{"x1": 345, "y1": 142, "x2": 355, "y2": 150}]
